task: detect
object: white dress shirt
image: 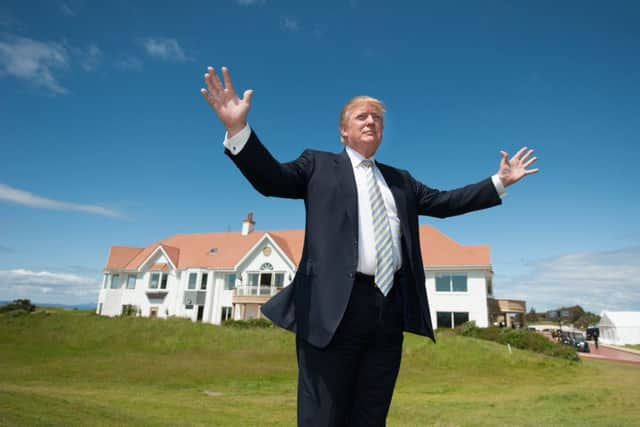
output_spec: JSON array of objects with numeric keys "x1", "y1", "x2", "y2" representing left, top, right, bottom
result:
[{"x1": 223, "y1": 124, "x2": 506, "y2": 275}]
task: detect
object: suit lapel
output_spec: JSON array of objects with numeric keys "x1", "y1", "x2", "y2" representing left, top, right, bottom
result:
[
  {"x1": 377, "y1": 162, "x2": 414, "y2": 268},
  {"x1": 377, "y1": 162, "x2": 408, "y2": 228},
  {"x1": 334, "y1": 150, "x2": 358, "y2": 233}
]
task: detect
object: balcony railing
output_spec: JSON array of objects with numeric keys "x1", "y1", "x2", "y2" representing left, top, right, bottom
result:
[{"x1": 234, "y1": 286, "x2": 282, "y2": 297}]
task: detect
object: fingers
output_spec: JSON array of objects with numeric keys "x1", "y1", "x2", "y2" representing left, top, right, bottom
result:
[
  {"x1": 243, "y1": 89, "x2": 254, "y2": 105},
  {"x1": 513, "y1": 146, "x2": 528, "y2": 161},
  {"x1": 222, "y1": 67, "x2": 236, "y2": 97},
  {"x1": 499, "y1": 150, "x2": 509, "y2": 166},
  {"x1": 523, "y1": 156, "x2": 538, "y2": 169},
  {"x1": 208, "y1": 66, "x2": 225, "y2": 92},
  {"x1": 524, "y1": 168, "x2": 540, "y2": 175},
  {"x1": 520, "y1": 149, "x2": 534, "y2": 163},
  {"x1": 200, "y1": 87, "x2": 217, "y2": 108},
  {"x1": 204, "y1": 66, "x2": 225, "y2": 103}
]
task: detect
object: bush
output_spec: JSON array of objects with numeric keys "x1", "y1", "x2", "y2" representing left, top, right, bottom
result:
[
  {"x1": 222, "y1": 318, "x2": 273, "y2": 328},
  {"x1": 454, "y1": 321, "x2": 579, "y2": 362},
  {"x1": 0, "y1": 299, "x2": 36, "y2": 314}
]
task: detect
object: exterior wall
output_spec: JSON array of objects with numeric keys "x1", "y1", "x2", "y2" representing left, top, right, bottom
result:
[
  {"x1": 98, "y1": 237, "x2": 297, "y2": 325},
  {"x1": 99, "y1": 240, "x2": 492, "y2": 329},
  {"x1": 425, "y1": 269, "x2": 490, "y2": 328},
  {"x1": 97, "y1": 270, "x2": 180, "y2": 318}
]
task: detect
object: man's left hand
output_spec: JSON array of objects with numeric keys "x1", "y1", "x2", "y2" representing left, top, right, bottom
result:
[{"x1": 497, "y1": 147, "x2": 539, "y2": 187}]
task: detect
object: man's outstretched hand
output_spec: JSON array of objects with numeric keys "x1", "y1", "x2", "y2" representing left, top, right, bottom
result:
[
  {"x1": 200, "y1": 66, "x2": 253, "y2": 137},
  {"x1": 497, "y1": 147, "x2": 539, "y2": 187}
]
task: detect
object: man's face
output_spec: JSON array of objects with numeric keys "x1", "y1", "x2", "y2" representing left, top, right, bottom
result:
[{"x1": 340, "y1": 102, "x2": 384, "y2": 158}]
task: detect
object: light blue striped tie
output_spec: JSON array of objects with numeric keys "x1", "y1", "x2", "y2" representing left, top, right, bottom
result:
[{"x1": 362, "y1": 160, "x2": 394, "y2": 296}]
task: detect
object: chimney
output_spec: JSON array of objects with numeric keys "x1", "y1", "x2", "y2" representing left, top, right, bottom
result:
[{"x1": 241, "y1": 212, "x2": 255, "y2": 236}]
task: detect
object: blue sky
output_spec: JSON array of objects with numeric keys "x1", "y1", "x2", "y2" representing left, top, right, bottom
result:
[{"x1": 1, "y1": 0, "x2": 639, "y2": 314}]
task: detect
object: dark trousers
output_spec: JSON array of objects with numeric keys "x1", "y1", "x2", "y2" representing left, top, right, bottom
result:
[{"x1": 296, "y1": 273, "x2": 404, "y2": 427}]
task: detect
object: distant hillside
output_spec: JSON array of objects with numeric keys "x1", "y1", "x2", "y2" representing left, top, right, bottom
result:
[{"x1": 0, "y1": 300, "x2": 95, "y2": 311}]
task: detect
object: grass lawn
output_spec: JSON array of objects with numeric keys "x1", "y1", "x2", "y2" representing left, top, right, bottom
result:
[
  {"x1": 625, "y1": 344, "x2": 640, "y2": 351},
  {"x1": 1, "y1": 309, "x2": 639, "y2": 426}
]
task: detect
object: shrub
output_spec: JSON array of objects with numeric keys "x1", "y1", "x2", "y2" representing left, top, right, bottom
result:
[
  {"x1": 0, "y1": 299, "x2": 36, "y2": 314},
  {"x1": 222, "y1": 318, "x2": 273, "y2": 328},
  {"x1": 454, "y1": 321, "x2": 579, "y2": 362}
]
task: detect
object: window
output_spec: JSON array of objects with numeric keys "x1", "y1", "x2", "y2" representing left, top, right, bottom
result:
[
  {"x1": 435, "y1": 276, "x2": 450, "y2": 292},
  {"x1": 452, "y1": 275, "x2": 467, "y2": 292},
  {"x1": 274, "y1": 273, "x2": 285, "y2": 288},
  {"x1": 149, "y1": 273, "x2": 160, "y2": 289},
  {"x1": 121, "y1": 304, "x2": 137, "y2": 316},
  {"x1": 248, "y1": 273, "x2": 259, "y2": 286},
  {"x1": 435, "y1": 274, "x2": 467, "y2": 292},
  {"x1": 126, "y1": 274, "x2": 136, "y2": 289},
  {"x1": 221, "y1": 306, "x2": 233, "y2": 322},
  {"x1": 110, "y1": 274, "x2": 121, "y2": 289},
  {"x1": 160, "y1": 273, "x2": 168, "y2": 289},
  {"x1": 454, "y1": 312, "x2": 469, "y2": 326},
  {"x1": 200, "y1": 273, "x2": 208, "y2": 290},
  {"x1": 437, "y1": 312, "x2": 452, "y2": 328},
  {"x1": 437, "y1": 311, "x2": 470, "y2": 329},
  {"x1": 188, "y1": 273, "x2": 197, "y2": 289},
  {"x1": 224, "y1": 274, "x2": 236, "y2": 290}
]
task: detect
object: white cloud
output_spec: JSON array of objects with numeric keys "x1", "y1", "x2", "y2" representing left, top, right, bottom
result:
[
  {"x1": 114, "y1": 54, "x2": 143, "y2": 71},
  {"x1": 75, "y1": 44, "x2": 102, "y2": 71},
  {"x1": 140, "y1": 37, "x2": 188, "y2": 62},
  {"x1": 0, "y1": 34, "x2": 69, "y2": 94},
  {"x1": 495, "y1": 247, "x2": 640, "y2": 313},
  {"x1": 0, "y1": 269, "x2": 100, "y2": 304},
  {"x1": 0, "y1": 183, "x2": 124, "y2": 219},
  {"x1": 60, "y1": 3, "x2": 76, "y2": 17},
  {"x1": 280, "y1": 16, "x2": 300, "y2": 32}
]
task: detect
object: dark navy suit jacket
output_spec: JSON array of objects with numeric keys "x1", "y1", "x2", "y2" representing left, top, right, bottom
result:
[{"x1": 227, "y1": 130, "x2": 502, "y2": 348}]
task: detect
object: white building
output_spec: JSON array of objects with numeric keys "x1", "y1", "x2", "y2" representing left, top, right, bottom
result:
[
  {"x1": 598, "y1": 311, "x2": 640, "y2": 345},
  {"x1": 98, "y1": 213, "x2": 503, "y2": 329}
]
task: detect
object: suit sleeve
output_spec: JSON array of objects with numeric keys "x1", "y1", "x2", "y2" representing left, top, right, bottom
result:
[
  {"x1": 225, "y1": 129, "x2": 314, "y2": 200},
  {"x1": 410, "y1": 175, "x2": 502, "y2": 218}
]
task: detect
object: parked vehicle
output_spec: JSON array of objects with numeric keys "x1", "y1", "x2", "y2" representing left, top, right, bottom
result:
[
  {"x1": 586, "y1": 327, "x2": 600, "y2": 341},
  {"x1": 560, "y1": 332, "x2": 590, "y2": 353}
]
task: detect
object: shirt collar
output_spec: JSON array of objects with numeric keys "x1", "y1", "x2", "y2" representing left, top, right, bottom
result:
[{"x1": 345, "y1": 145, "x2": 375, "y2": 169}]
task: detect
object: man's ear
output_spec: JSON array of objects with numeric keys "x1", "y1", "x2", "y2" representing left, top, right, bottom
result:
[{"x1": 340, "y1": 125, "x2": 347, "y2": 139}]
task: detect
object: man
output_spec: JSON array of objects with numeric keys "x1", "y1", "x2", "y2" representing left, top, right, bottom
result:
[{"x1": 200, "y1": 66, "x2": 538, "y2": 426}]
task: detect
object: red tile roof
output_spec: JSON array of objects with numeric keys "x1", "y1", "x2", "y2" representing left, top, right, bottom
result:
[
  {"x1": 149, "y1": 263, "x2": 170, "y2": 271},
  {"x1": 105, "y1": 225, "x2": 489, "y2": 271}
]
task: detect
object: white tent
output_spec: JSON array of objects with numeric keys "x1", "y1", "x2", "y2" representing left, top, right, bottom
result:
[{"x1": 598, "y1": 311, "x2": 640, "y2": 345}]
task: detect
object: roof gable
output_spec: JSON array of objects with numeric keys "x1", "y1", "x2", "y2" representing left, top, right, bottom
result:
[
  {"x1": 106, "y1": 224, "x2": 489, "y2": 272},
  {"x1": 600, "y1": 311, "x2": 640, "y2": 327},
  {"x1": 234, "y1": 233, "x2": 297, "y2": 272}
]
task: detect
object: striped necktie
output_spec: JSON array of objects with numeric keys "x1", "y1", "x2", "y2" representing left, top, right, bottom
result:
[{"x1": 362, "y1": 160, "x2": 394, "y2": 296}]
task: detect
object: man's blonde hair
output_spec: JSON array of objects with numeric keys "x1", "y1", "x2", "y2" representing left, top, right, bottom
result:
[{"x1": 339, "y1": 96, "x2": 386, "y2": 144}]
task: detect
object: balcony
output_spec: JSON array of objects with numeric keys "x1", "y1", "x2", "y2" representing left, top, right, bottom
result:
[{"x1": 232, "y1": 286, "x2": 282, "y2": 304}]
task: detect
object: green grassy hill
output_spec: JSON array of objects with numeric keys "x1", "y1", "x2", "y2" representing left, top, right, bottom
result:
[{"x1": 1, "y1": 309, "x2": 639, "y2": 426}]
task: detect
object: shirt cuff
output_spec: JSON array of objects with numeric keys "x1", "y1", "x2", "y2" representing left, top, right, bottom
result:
[
  {"x1": 223, "y1": 124, "x2": 251, "y2": 155},
  {"x1": 491, "y1": 174, "x2": 507, "y2": 199}
]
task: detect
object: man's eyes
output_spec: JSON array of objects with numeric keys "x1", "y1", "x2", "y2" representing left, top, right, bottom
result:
[{"x1": 356, "y1": 113, "x2": 382, "y2": 121}]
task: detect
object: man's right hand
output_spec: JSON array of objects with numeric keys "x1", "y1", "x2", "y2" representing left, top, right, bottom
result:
[{"x1": 200, "y1": 66, "x2": 253, "y2": 137}]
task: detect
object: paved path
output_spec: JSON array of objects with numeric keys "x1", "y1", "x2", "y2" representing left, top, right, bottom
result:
[
  {"x1": 540, "y1": 331, "x2": 640, "y2": 365},
  {"x1": 579, "y1": 343, "x2": 640, "y2": 365}
]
